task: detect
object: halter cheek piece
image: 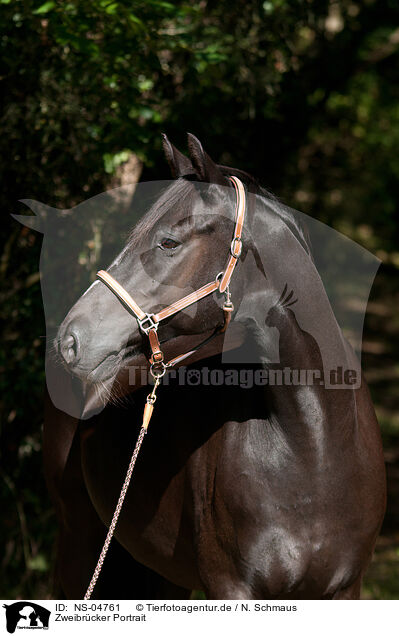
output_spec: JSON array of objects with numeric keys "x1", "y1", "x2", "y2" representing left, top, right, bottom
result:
[
  {"x1": 96, "y1": 175, "x2": 246, "y2": 428},
  {"x1": 84, "y1": 176, "x2": 246, "y2": 600}
]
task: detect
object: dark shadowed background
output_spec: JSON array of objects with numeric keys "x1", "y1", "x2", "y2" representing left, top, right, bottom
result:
[{"x1": 0, "y1": 0, "x2": 398, "y2": 599}]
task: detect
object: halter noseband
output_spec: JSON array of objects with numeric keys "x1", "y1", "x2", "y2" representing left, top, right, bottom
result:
[{"x1": 96, "y1": 176, "x2": 246, "y2": 384}]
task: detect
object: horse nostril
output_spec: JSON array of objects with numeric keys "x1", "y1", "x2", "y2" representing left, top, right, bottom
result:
[
  {"x1": 64, "y1": 335, "x2": 75, "y2": 349},
  {"x1": 60, "y1": 331, "x2": 80, "y2": 366}
]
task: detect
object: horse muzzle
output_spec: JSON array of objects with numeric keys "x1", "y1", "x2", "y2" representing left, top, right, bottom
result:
[{"x1": 57, "y1": 302, "x2": 143, "y2": 383}]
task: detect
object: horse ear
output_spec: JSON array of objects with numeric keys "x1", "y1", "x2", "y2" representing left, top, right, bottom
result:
[
  {"x1": 11, "y1": 199, "x2": 58, "y2": 233},
  {"x1": 187, "y1": 133, "x2": 228, "y2": 185},
  {"x1": 161, "y1": 133, "x2": 195, "y2": 178}
]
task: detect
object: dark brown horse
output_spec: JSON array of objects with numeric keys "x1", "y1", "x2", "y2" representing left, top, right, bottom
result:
[{"x1": 45, "y1": 133, "x2": 386, "y2": 599}]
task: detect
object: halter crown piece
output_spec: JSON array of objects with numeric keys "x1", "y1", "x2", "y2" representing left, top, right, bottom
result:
[{"x1": 84, "y1": 176, "x2": 246, "y2": 599}]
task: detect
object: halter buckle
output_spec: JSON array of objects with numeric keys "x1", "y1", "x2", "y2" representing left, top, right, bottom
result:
[
  {"x1": 230, "y1": 237, "x2": 242, "y2": 258},
  {"x1": 138, "y1": 313, "x2": 159, "y2": 335}
]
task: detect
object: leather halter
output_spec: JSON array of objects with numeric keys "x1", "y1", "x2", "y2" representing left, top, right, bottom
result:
[{"x1": 96, "y1": 176, "x2": 246, "y2": 388}]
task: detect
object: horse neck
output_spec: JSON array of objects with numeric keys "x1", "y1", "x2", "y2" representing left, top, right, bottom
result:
[
  {"x1": 232, "y1": 232, "x2": 359, "y2": 455},
  {"x1": 264, "y1": 306, "x2": 358, "y2": 456}
]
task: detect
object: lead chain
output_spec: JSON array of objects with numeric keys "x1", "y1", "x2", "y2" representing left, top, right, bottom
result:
[{"x1": 84, "y1": 372, "x2": 164, "y2": 599}]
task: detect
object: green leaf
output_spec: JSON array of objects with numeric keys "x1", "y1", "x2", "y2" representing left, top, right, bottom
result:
[
  {"x1": 104, "y1": 2, "x2": 118, "y2": 14},
  {"x1": 33, "y1": 1, "x2": 56, "y2": 14},
  {"x1": 103, "y1": 150, "x2": 132, "y2": 174},
  {"x1": 28, "y1": 554, "x2": 49, "y2": 572}
]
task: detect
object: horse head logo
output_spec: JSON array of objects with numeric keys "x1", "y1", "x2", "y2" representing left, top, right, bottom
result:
[{"x1": 3, "y1": 602, "x2": 50, "y2": 634}]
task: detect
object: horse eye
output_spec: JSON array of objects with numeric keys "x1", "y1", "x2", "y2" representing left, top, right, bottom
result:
[{"x1": 159, "y1": 237, "x2": 180, "y2": 250}]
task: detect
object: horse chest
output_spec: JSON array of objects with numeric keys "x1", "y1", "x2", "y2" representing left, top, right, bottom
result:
[
  {"x1": 187, "y1": 424, "x2": 368, "y2": 597},
  {"x1": 79, "y1": 402, "x2": 379, "y2": 598}
]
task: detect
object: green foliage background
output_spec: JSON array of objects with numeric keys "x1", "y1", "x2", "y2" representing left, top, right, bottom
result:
[{"x1": 1, "y1": 0, "x2": 398, "y2": 599}]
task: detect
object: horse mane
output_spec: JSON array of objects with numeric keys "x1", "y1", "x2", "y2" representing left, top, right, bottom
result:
[{"x1": 218, "y1": 163, "x2": 312, "y2": 257}]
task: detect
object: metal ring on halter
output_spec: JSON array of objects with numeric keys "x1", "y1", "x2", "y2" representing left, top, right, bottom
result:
[
  {"x1": 230, "y1": 236, "x2": 242, "y2": 258},
  {"x1": 150, "y1": 361, "x2": 167, "y2": 379},
  {"x1": 215, "y1": 271, "x2": 224, "y2": 288}
]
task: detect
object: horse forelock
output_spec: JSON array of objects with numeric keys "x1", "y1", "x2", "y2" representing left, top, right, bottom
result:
[{"x1": 127, "y1": 178, "x2": 198, "y2": 250}]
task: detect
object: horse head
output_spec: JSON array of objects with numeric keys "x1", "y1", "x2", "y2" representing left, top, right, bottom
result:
[{"x1": 55, "y1": 134, "x2": 253, "y2": 400}]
